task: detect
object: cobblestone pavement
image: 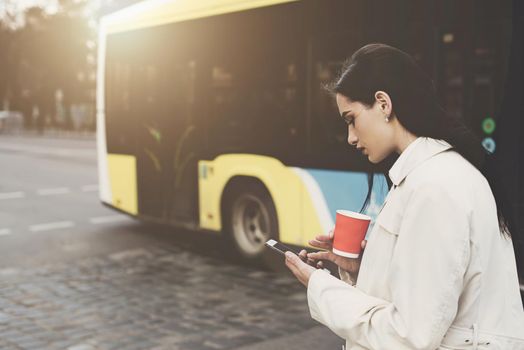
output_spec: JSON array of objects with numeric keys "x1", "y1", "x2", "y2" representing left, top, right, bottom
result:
[{"x1": 0, "y1": 246, "x2": 317, "y2": 350}]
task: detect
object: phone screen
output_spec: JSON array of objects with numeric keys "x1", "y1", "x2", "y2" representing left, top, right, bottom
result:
[{"x1": 265, "y1": 239, "x2": 301, "y2": 256}]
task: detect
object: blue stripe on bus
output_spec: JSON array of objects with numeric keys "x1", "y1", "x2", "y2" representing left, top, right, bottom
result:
[{"x1": 303, "y1": 169, "x2": 389, "y2": 223}]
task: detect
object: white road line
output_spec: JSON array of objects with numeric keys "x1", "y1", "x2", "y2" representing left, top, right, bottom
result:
[
  {"x1": 37, "y1": 187, "x2": 71, "y2": 196},
  {"x1": 29, "y1": 221, "x2": 75, "y2": 232},
  {"x1": 81, "y1": 185, "x2": 99, "y2": 192},
  {"x1": 0, "y1": 192, "x2": 25, "y2": 200},
  {"x1": 0, "y1": 143, "x2": 95, "y2": 157},
  {"x1": 0, "y1": 229, "x2": 12, "y2": 236},
  {"x1": 89, "y1": 215, "x2": 129, "y2": 224}
]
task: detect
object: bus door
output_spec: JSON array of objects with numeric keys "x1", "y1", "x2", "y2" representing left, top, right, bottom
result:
[
  {"x1": 167, "y1": 60, "x2": 203, "y2": 223},
  {"x1": 133, "y1": 47, "x2": 201, "y2": 224}
]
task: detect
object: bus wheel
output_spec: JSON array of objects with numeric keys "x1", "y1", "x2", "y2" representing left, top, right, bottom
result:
[{"x1": 224, "y1": 182, "x2": 278, "y2": 261}]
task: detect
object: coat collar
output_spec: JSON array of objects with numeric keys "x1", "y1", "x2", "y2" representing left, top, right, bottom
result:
[{"x1": 388, "y1": 137, "x2": 453, "y2": 186}]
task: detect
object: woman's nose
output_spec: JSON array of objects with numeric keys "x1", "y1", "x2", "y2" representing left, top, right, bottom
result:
[{"x1": 347, "y1": 130, "x2": 358, "y2": 146}]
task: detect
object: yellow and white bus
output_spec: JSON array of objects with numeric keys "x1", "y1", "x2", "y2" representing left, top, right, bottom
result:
[{"x1": 96, "y1": 0, "x2": 510, "y2": 261}]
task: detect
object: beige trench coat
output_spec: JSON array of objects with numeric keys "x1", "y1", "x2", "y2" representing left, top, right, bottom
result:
[{"x1": 307, "y1": 137, "x2": 524, "y2": 349}]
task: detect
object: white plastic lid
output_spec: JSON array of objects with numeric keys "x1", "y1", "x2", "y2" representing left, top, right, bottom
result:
[{"x1": 336, "y1": 210, "x2": 371, "y2": 221}]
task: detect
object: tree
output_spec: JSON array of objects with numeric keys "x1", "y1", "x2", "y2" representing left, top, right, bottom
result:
[{"x1": 0, "y1": 0, "x2": 98, "y2": 130}]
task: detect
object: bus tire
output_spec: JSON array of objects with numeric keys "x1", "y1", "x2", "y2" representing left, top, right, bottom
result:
[{"x1": 222, "y1": 180, "x2": 279, "y2": 263}]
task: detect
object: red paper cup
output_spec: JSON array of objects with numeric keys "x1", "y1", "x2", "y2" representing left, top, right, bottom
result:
[{"x1": 332, "y1": 210, "x2": 371, "y2": 258}]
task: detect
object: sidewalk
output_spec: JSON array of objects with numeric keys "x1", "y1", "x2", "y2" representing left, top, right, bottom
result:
[
  {"x1": 0, "y1": 128, "x2": 95, "y2": 140},
  {"x1": 234, "y1": 326, "x2": 344, "y2": 350}
]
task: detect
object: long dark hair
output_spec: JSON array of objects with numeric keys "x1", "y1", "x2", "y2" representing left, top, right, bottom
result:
[{"x1": 326, "y1": 43, "x2": 516, "y2": 243}]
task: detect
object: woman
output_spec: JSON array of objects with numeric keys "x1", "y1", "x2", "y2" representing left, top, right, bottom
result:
[{"x1": 285, "y1": 44, "x2": 524, "y2": 349}]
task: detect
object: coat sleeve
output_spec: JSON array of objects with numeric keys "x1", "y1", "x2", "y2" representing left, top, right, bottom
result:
[{"x1": 307, "y1": 185, "x2": 471, "y2": 349}]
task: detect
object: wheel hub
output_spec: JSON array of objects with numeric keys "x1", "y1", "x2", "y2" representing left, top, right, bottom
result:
[{"x1": 232, "y1": 194, "x2": 271, "y2": 256}]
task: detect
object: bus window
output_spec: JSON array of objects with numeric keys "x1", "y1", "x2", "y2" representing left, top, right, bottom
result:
[
  {"x1": 105, "y1": 36, "x2": 137, "y2": 156},
  {"x1": 307, "y1": 31, "x2": 368, "y2": 171},
  {"x1": 203, "y1": 4, "x2": 306, "y2": 162},
  {"x1": 311, "y1": 59, "x2": 347, "y2": 151}
]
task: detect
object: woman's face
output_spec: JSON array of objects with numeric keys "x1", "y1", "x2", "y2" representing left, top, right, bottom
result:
[{"x1": 335, "y1": 93, "x2": 396, "y2": 164}]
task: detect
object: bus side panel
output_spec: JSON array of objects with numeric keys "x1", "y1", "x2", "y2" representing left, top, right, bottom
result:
[
  {"x1": 198, "y1": 154, "x2": 389, "y2": 247},
  {"x1": 107, "y1": 154, "x2": 138, "y2": 215},
  {"x1": 294, "y1": 169, "x2": 389, "y2": 238},
  {"x1": 198, "y1": 154, "x2": 307, "y2": 246}
]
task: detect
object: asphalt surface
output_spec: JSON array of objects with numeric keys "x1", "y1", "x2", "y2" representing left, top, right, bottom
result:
[{"x1": 0, "y1": 134, "x2": 343, "y2": 350}]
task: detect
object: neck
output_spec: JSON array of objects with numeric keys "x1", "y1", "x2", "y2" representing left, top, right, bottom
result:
[{"x1": 396, "y1": 133, "x2": 419, "y2": 155}]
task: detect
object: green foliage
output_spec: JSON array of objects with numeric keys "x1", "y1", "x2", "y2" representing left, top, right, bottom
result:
[{"x1": 0, "y1": 0, "x2": 97, "y2": 112}]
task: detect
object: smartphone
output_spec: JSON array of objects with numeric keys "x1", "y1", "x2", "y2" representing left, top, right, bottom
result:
[
  {"x1": 265, "y1": 239, "x2": 302, "y2": 256},
  {"x1": 266, "y1": 239, "x2": 332, "y2": 274}
]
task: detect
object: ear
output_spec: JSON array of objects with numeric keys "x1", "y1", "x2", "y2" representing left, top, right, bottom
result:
[{"x1": 374, "y1": 91, "x2": 393, "y2": 116}]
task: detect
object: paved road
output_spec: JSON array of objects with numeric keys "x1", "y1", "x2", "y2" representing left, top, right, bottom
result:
[{"x1": 0, "y1": 135, "x2": 343, "y2": 350}]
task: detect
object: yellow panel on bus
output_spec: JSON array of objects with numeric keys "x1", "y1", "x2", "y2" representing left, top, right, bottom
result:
[
  {"x1": 198, "y1": 154, "x2": 325, "y2": 247},
  {"x1": 107, "y1": 154, "x2": 138, "y2": 215},
  {"x1": 103, "y1": 0, "x2": 299, "y2": 34}
]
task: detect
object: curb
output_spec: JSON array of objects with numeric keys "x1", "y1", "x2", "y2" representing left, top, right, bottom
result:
[{"x1": 0, "y1": 129, "x2": 95, "y2": 140}]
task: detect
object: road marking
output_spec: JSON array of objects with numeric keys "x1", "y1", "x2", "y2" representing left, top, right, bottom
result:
[
  {"x1": 0, "y1": 268, "x2": 19, "y2": 276},
  {"x1": 37, "y1": 187, "x2": 71, "y2": 196},
  {"x1": 81, "y1": 185, "x2": 99, "y2": 192},
  {"x1": 0, "y1": 191, "x2": 25, "y2": 200},
  {"x1": 0, "y1": 229, "x2": 12, "y2": 236},
  {"x1": 0, "y1": 143, "x2": 95, "y2": 158},
  {"x1": 89, "y1": 215, "x2": 129, "y2": 224},
  {"x1": 29, "y1": 221, "x2": 75, "y2": 232}
]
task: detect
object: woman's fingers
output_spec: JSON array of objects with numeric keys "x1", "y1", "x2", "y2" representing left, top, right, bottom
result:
[
  {"x1": 315, "y1": 234, "x2": 333, "y2": 242},
  {"x1": 307, "y1": 258, "x2": 317, "y2": 266},
  {"x1": 285, "y1": 256, "x2": 303, "y2": 284},
  {"x1": 299, "y1": 249, "x2": 316, "y2": 266},
  {"x1": 307, "y1": 250, "x2": 332, "y2": 261},
  {"x1": 285, "y1": 252, "x2": 315, "y2": 287},
  {"x1": 308, "y1": 234, "x2": 333, "y2": 250},
  {"x1": 299, "y1": 249, "x2": 308, "y2": 261},
  {"x1": 308, "y1": 239, "x2": 331, "y2": 250}
]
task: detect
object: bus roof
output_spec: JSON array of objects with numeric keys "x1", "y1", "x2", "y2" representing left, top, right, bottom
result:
[{"x1": 101, "y1": 0, "x2": 300, "y2": 35}]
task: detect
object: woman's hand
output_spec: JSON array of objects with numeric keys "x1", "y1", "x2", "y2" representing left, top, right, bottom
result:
[
  {"x1": 285, "y1": 251, "x2": 317, "y2": 287},
  {"x1": 307, "y1": 232, "x2": 367, "y2": 280}
]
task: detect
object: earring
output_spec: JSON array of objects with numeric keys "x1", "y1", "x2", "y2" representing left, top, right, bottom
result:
[{"x1": 385, "y1": 116, "x2": 390, "y2": 123}]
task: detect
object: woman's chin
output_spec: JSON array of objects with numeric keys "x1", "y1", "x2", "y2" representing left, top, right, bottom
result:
[
  {"x1": 366, "y1": 154, "x2": 376, "y2": 163},
  {"x1": 367, "y1": 155, "x2": 383, "y2": 164},
  {"x1": 367, "y1": 152, "x2": 390, "y2": 164}
]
